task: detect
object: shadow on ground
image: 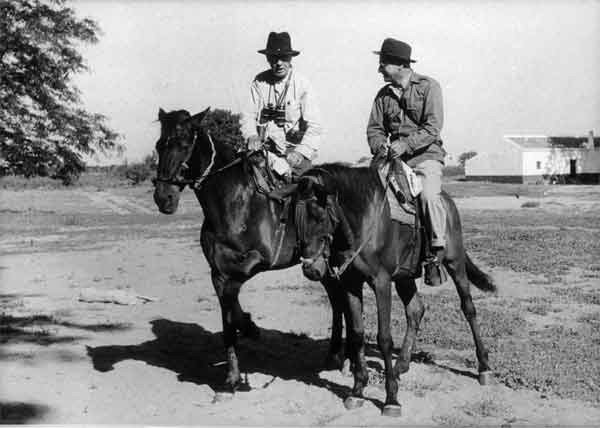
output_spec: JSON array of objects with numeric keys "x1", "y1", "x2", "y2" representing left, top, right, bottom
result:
[
  {"x1": 0, "y1": 401, "x2": 50, "y2": 424},
  {"x1": 87, "y1": 319, "x2": 353, "y2": 402},
  {"x1": 0, "y1": 313, "x2": 132, "y2": 347}
]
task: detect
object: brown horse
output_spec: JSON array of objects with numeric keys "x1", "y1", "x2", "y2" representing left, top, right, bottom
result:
[
  {"x1": 292, "y1": 163, "x2": 496, "y2": 416},
  {"x1": 152, "y1": 108, "x2": 349, "y2": 392}
]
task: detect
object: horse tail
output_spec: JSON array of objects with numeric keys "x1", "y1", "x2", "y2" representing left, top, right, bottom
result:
[{"x1": 465, "y1": 252, "x2": 497, "y2": 293}]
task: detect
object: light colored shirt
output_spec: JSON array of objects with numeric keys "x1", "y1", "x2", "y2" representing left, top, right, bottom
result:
[{"x1": 241, "y1": 68, "x2": 322, "y2": 160}]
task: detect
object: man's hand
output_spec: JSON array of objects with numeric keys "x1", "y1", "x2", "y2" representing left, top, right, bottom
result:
[
  {"x1": 389, "y1": 139, "x2": 410, "y2": 159},
  {"x1": 246, "y1": 135, "x2": 263, "y2": 152},
  {"x1": 286, "y1": 151, "x2": 305, "y2": 168}
]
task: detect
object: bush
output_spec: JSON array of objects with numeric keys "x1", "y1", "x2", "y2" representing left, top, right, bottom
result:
[
  {"x1": 442, "y1": 165, "x2": 465, "y2": 177},
  {"x1": 114, "y1": 153, "x2": 157, "y2": 185}
]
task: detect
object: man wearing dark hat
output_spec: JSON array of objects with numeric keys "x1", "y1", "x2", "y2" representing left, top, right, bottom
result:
[
  {"x1": 367, "y1": 38, "x2": 447, "y2": 285},
  {"x1": 241, "y1": 32, "x2": 321, "y2": 178}
]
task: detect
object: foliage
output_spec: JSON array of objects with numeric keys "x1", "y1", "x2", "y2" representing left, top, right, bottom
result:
[
  {"x1": 458, "y1": 150, "x2": 478, "y2": 167},
  {"x1": 442, "y1": 164, "x2": 465, "y2": 177},
  {"x1": 115, "y1": 153, "x2": 157, "y2": 185},
  {"x1": 0, "y1": 0, "x2": 122, "y2": 179},
  {"x1": 201, "y1": 109, "x2": 245, "y2": 149}
]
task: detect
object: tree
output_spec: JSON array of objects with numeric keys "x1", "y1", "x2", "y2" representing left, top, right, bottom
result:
[
  {"x1": 458, "y1": 150, "x2": 478, "y2": 167},
  {"x1": 0, "y1": 0, "x2": 122, "y2": 182}
]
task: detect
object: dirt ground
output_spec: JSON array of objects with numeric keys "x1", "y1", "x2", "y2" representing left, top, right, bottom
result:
[{"x1": 1, "y1": 184, "x2": 600, "y2": 426}]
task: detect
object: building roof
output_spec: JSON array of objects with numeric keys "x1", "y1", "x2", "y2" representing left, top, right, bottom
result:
[{"x1": 505, "y1": 135, "x2": 600, "y2": 149}]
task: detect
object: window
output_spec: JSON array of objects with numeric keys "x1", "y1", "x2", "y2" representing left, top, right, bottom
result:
[{"x1": 536, "y1": 161, "x2": 541, "y2": 170}]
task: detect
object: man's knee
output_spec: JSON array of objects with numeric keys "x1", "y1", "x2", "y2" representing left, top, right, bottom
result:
[{"x1": 416, "y1": 161, "x2": 442, "y2": 200}]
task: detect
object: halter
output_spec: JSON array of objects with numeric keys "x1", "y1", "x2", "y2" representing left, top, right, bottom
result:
[{"x1": 152, "y1": 130, "x2": 244, "y2": 190}]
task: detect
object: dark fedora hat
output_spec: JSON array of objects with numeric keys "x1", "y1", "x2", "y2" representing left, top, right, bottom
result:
[
  {"x1": 373, "y1": 38, "x2": 416, "y2": 63},
  {"x1": 258, "y1": 32, "x2": 300, "y2": 57}
]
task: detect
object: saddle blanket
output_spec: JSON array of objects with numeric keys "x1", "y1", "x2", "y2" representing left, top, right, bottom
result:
[{"x1": 378, "y1": 161, "x2": 422, "y2": 225}]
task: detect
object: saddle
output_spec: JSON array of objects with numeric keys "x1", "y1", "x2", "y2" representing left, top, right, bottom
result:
[{"x1": 377, "y1": 160, "x2": 433, "y2": 279}]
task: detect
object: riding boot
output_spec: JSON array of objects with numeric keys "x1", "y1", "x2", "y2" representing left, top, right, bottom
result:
[{"x1": 423, "y1": 248, "x2": 448, "y2": 286}]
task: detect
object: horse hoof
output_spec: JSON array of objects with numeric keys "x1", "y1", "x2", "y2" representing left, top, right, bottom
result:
[
  {"x1": 212, "y1": 392, "x2": 234, "y2": 404},
  {"x1": 478, "y1": 371, "x2": 494, "y2": 385},
  {"x1": 344, "y1": 396, "x2": 365, "y2": 410},
  {"x1": 341, "y1": 358, "x2": 353, "y2": 377},
  {"x1": 382, "y1": 404, "x2": 402, "y2": 417}
]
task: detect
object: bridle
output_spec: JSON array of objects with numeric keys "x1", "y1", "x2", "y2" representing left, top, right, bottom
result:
[
  {"x1": 295, "y1": 185, "x2": 341, "y2": 278},
  {"x1": 296, "y1": 170, "x2": 389, "y2": 280},
  {"x1": 152, "y1": 129, "x2": 243, "y2": 190}
]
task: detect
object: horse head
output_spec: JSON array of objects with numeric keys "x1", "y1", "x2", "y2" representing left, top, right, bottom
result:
[
  {"x1": 294, "y1": 175, "x2": 340, "y2": 281},
  {"x1": 153, "y1": 107, "x2": 210, "y2": 214}
]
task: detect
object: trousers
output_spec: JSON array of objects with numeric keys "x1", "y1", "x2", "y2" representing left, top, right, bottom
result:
[{"x1": 413, "y1": 159, "x2": 446, "y2": 248}]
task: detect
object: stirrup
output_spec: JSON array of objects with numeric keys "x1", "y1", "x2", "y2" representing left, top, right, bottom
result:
[{"x1": 423, "y1": 256, "x2": 447, "y2": 286}]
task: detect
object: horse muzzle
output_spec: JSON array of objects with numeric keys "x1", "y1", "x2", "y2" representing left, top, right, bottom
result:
[
  {"x1": 301, "y1": 256, "x2": 328, "y2": 281},
  {"x1": 153, "y1": 182, "x2": 181, "y2": 214}
]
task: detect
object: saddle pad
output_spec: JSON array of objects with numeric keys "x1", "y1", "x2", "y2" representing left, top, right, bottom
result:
[{"x1": 378, "y1": 162, "x2": 416, "y2": 226}]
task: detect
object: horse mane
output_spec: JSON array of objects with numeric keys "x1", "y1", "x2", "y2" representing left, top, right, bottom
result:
[{"x1": 305, "y1": 162, "x2": 382, "y2": 214}]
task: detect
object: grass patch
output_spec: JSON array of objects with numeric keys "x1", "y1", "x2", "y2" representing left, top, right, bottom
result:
[
  {"x1": 551, "y1": 287, "x2": 600, "y2": 305},
  {"x1": 462, "y1": 212, "x2": 600, "y2": 281},
  {"x1": 442, "y1": 181, "x2": 549, "y2": 199},
  {"x1": 523, "y1": 296, "x2": 556, "y2": 315},
  {"x1": 370, "y1": 289, "x2": 600, "y2": 405},
  {"x1": 577, "y1": 311, "x2": 600, "y2": 326}
]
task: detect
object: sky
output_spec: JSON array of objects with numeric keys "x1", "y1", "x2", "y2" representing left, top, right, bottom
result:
[{"x1": 72, "y1": 0, "x2": 600, "y2": 165}]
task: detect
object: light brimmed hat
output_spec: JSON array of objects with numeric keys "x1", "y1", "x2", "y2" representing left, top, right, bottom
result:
[
  {"x1": 373, "y1": 38, "x2": 417, "y2": 63},
  {"x1": 258, "y1": 32, "x2": 300, "y2": 57}
]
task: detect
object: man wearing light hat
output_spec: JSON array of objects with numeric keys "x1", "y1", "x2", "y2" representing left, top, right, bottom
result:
[
  {"x1": 367, "y1": 38, "x2": 447, "y2": 285},
  {"x1": 242, "y1": 32, "x2": 322, "y2": 178}
]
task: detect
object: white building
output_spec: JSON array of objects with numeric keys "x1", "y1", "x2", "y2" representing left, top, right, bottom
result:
[{"x1": 465, "y1": 132, "x2": 600, "y2": 184}]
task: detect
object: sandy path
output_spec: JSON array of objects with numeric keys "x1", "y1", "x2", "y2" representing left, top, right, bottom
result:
[{"x1": 2, "y1": 237, "x2": 600, "y2": 425}]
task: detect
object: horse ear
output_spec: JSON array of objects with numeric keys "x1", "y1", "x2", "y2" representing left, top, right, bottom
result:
[
  {"x1": 158, "y1": 107, "x2": 166, "y2": 120},
  {"x1": 190, "y1": 107, "x2": 210, "y2": 127}
]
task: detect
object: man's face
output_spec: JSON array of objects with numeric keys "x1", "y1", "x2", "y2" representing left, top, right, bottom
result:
[
  {"x1": 378, "y1": 61, "x2": 402, "y2": 83},
  {"x1": 267, "y1": 54, "x2": 292, "y2": 78}
]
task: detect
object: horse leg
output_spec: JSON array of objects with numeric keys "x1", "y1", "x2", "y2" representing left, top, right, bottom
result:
[
  {"x1": 371, "y1": 273, "x2": 401, "y2": 417},
  {"x1": 444, "y1": 256, "x2": 493, "y2": 385},
  {"x1": 212, "y1": 272, "x2": 246, "y2": 391},
  {"x1": 343, "y1": 276, "x2": 369, "y2": 410},
  {"x1": 393, "y1": 278, "x2": 425, "y2": 377},
  {"x1": 321, "y1": 276, "x2": 346, "y2": 370}
]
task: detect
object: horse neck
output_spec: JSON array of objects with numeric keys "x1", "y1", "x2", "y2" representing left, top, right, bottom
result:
[
  {"x1": 320, "y1": 166, "x2": 383, "y2": 238},
  {"x1": 188, "y1": 134, "x2": 254, "y2": 226}
]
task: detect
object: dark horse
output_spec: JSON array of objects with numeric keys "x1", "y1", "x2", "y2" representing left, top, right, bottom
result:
[
  {"x1": 292, "y1": 163, "x2": 497, "y2": 416},
  {"x1": 152, "y1": 108, "x2": 348, "y2": 391}
]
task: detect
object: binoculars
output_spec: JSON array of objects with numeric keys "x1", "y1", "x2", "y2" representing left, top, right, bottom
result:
[{"x1": 259, "y1": 104, "x2": 286, "y2": 126}]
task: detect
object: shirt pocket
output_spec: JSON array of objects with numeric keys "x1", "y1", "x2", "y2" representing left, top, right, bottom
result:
[
  {"x1": 405, "y1": 90, "x2": 424, "y2": 123},
  {"x1": 285, "y1": 98, "x2": 301, "y2": 124}
]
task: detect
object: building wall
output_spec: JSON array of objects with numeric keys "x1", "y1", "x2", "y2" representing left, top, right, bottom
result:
[
  {"x1": 465, "y1": 144, "x2": 522, "y2": 176},
  {"x1": 522, "y1": 148, "x2": 600, "y2": 176}
]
